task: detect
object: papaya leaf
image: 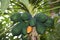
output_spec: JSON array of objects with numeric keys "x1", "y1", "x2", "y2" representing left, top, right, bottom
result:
[
  {"x1": 19, "y1": 0, "x2": 29, "y2": 7},
  {"x1": 1, "y1": 0, "x2": 10, "y2": 13},
  {"x1": 19, "y1": 0, "x2": 33, "y2": 14},
  {"x1": 45, "y1": 23, "x2": 60, "y2": 40},
  {"x1": 0, "y1": 1, "x2": 1, "y2": 8}
]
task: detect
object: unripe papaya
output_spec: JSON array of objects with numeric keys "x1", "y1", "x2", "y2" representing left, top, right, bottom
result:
[
  {"x1": 10, "y1": 13, "x2": 22, "y2": 23},
  {"x1": 21, "y1": 12, "x2": 32, "y2": 21},
  {"x1": 11, "y1": 22, "x2": 24, "y2": 36},
  {"x1": 36, "y1": 23, "x2": 46, "y2": 34},
  {"x1": 29, "y1": 18, "x2": 36, "y2": 26},
  {"x1": 22, "y1": 22, "x2": 29, "y2": 35},
  {"x1": 44, "y1": 17, "x2": 54, "y2": 27},
  {"x1": 34, "y1": 13, "x2": 47, "y2": 23}
]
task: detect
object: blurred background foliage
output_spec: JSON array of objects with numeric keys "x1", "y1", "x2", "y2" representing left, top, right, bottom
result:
[{"x1": 0, "y1": 0, "x2": 60, "y2": 40}]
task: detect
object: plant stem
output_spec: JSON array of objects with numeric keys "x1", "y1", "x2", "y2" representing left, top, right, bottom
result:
[{"x1": 28, "y1": 27, "x2": 40, "y2": 40}]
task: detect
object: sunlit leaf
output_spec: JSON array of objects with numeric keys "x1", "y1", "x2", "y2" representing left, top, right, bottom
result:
[
  {"x1": 1, "y1": 0, "x2": 10, "y2": 13},
  {"x1": 19, "y1": 0, "x2": 29, "y2": 7}
]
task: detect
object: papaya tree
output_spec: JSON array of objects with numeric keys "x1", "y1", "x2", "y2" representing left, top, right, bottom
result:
[{"x1": 0, "y1": 0, "x2": 60, "y2": 40}]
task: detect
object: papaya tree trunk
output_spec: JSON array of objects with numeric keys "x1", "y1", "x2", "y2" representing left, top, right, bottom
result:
[{"x1": 28, "y1": 27, "x2": 40, "y2": 40}]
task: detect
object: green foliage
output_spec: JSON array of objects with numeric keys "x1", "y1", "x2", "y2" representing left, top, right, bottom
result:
[
  {"x1": 54, "y1": 2, "x2": 60, "y2": 7},
  {"x1": 29, "y1": 0, "x2": 42, "y2": 5},
  {"x1": 36, "y1": 23, "x2": 46, "y2": 34},
  {"x1": 0, "y1": 22, "x2": 3, "y2": 29},
  {"x1": 41, "y1": 23, "x2": 60, "y2": 40},
  {"x1": 22, "y1": 35, "x2": 28, "y2": 40},
  {"x1": 55, "y1": 23, "x2": 60, "y2": 36},
  {"x1": 0, "y1": 0, "x2": 60, "y2": 40},
  {"x1": 22, "y1": 38, "x2": 28, "y2": 40},
  {"x1": 0, "y1": 33, "x2": 6, "y2": 40},
  {"x1": 45, "y1": 31, "x2": 60, "y2": 40},
  {"x1": 1, "y1": 0, "x2": 10, "y2": 13},
  {"x1": 50, "y1": 0, "x2": 56, "y2": 2},
  {"x1": 54, "y1": 2, "x2": 60, "y2": 13}
]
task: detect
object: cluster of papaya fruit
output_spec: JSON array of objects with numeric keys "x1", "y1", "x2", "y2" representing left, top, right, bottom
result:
[{"x1": 10, "y1": 12, "x2": 54, "y2": 36}]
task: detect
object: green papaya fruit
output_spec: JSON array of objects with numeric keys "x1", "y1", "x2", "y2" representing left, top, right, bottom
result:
[
  {"x1": 10, "y1": 13, "x2": 22, "y2": 22},
  {"x1": 36, "y1": 23, "x2": 46, "y2": 34},
  {"x1": 34, "y1": 13, "x2": 47, "y2": 23},
  {"x1": 22, "y1": 22, "x2": 29, "y2": 35},
  {"x1": 44, "y1": 17, "x2": 54, "y2": 27},
  {"x1": 29, "y1": 18, "x2": 36, "y2": 26},
  {"x1": 21, "y1": 12, "x2": 32, "y2": 21},
  {"x1": 11, "y1": 22, "x2": 24, "y2": 36}
]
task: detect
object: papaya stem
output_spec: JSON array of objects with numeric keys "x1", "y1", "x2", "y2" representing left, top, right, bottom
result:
[{"x1": 28, "y1": 27, "x2": 40, "y2": 40}]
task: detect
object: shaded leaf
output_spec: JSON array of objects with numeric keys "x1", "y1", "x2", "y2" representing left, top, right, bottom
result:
[{"x1": 45, "y1": 23, "x2": 60, "y2": 40}]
